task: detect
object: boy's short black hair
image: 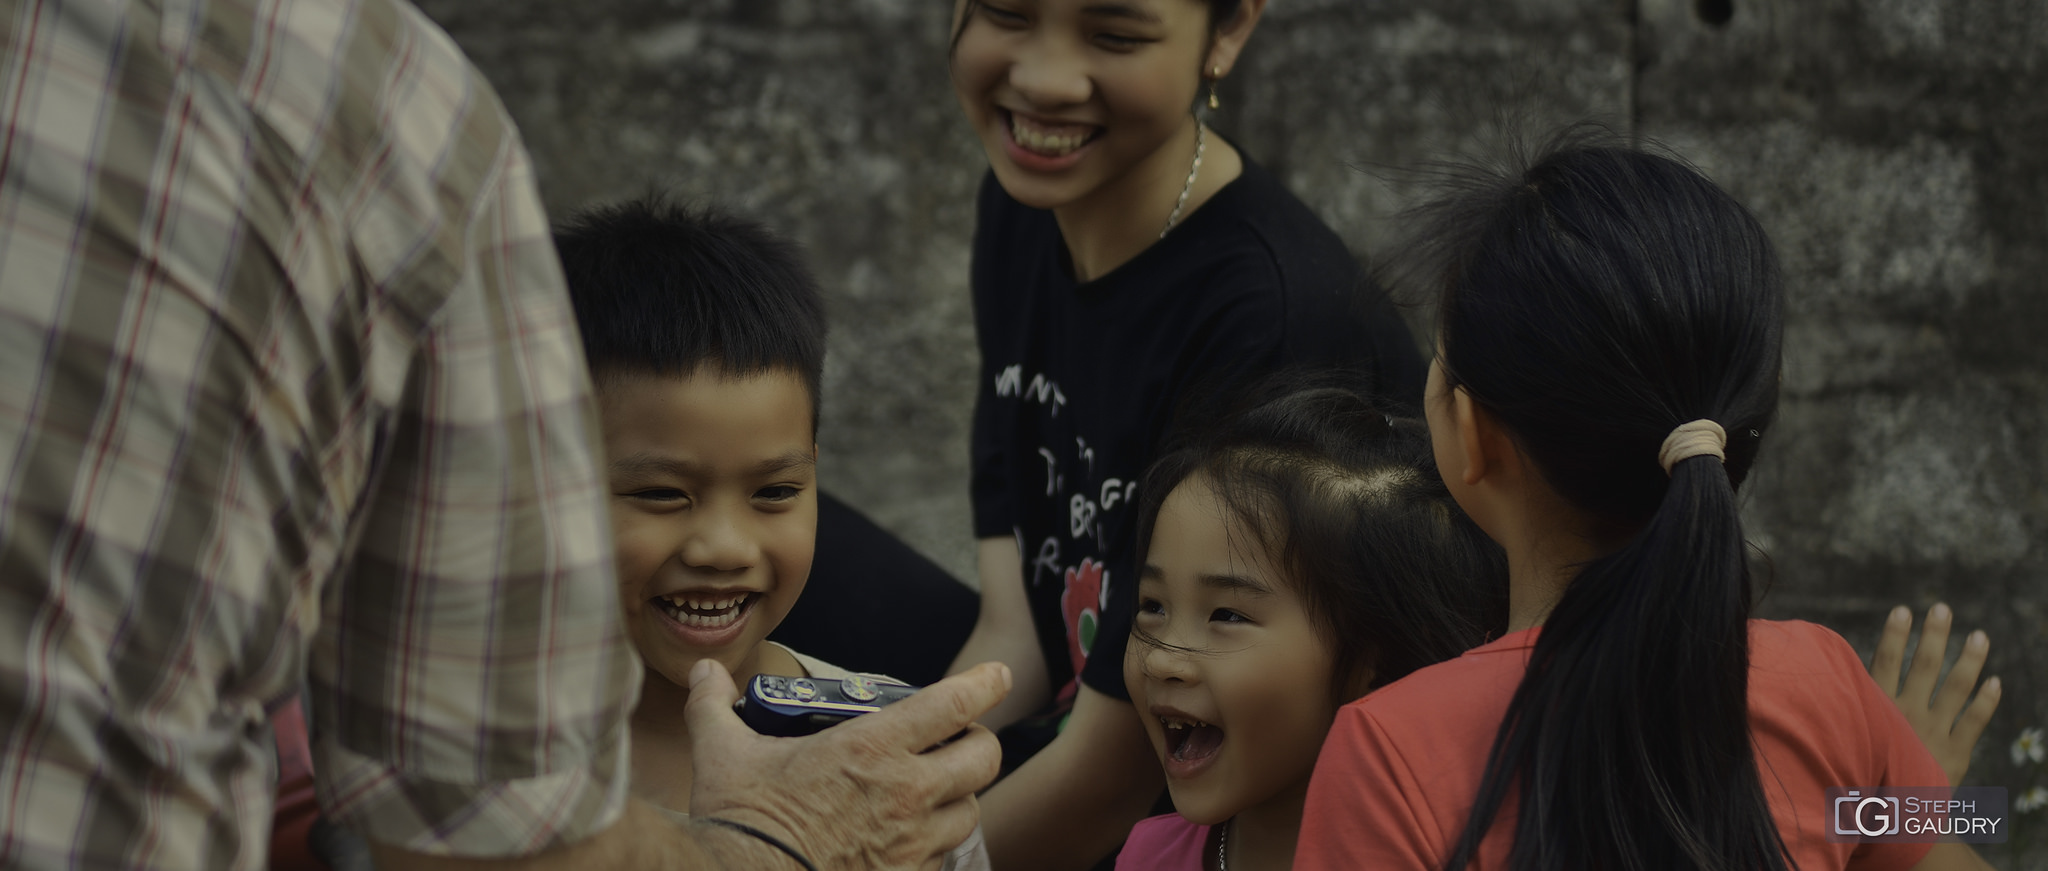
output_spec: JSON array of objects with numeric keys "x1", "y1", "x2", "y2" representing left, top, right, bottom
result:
[{"x1": 554, "y1": 193, "x2": 826, "y2": 427}]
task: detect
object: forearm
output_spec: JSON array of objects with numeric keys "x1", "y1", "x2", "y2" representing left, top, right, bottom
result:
[
  {"x1": 979, "y1": 685, "x2": 1163, "y2": 871},
  {"x1": 948, "y1": 626, "x2": 1050, "y2": 732},
  {"x1": 949, "y1": 537, "x2": 1052, "y2": 731}
]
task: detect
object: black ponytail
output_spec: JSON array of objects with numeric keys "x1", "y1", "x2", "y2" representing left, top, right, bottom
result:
[{"x1": 1409, "y1": 128, "x2": 1789, "y2": 871}]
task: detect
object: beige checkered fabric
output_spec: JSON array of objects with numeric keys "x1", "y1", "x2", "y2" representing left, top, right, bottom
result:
[{"x1": 0, "y1": 0, "x2": 639, "y2": 866}]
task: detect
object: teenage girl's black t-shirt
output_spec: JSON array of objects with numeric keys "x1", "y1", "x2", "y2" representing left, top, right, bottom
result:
[{"x1": 968, "y1": 151, "x2": 1425, "y2": 709}]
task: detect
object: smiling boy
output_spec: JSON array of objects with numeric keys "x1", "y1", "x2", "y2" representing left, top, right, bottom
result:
[
  {"x1": 555, "y1": 198, "x2": 825, "y2": 812},
  {"x1": 553, "y1": 199, "x2": 987, "y2": 869}
]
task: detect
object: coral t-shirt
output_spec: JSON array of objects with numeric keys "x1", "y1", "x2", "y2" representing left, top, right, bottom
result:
[{"x1": 1295, "y1": 620, "x2": 1945, "y2": 870}]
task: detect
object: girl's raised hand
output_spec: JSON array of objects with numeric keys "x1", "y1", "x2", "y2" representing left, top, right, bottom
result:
[{"x1": 1867, "y1": 603, "x2": 2002, "y2": 786}]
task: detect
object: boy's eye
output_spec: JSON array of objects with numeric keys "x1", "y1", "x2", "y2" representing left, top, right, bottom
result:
[
  {"x1": 1210, "y1": 608, "x2": 1250, "y2": 625},
  {"x1": 627, "y1": 488, "x2": 686, "y2": 503}
]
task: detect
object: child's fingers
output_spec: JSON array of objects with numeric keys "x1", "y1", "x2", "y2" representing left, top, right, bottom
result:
[
  {"x1": 1931, "y1": 630, "x2": 1990, "y2": 727},
  {"x1": 1949, "y1": 675, "x2": 2002, "y2": 784},
  {"x1": 1900, "y1": 603, "x2": 1953, "y2": 705},
  {"x1": 1869, "y1": 605, "x2": 1913, "y2": 697}
]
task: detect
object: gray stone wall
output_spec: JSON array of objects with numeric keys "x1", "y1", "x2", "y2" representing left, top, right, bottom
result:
[
  {"x1": 421, "y1": 0, "x2": 2047, "y2": 861},
  {"x1": 1631, "y1": 5, "x2": 2047, "y2": 862}
]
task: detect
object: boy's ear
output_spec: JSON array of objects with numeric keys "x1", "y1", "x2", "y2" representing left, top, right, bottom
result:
[{"x1": 1203, "y1": 0, "x2": 1268, "y2": 79}]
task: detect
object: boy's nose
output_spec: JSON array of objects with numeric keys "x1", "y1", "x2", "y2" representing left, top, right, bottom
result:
[{"x1": 681, "y1": 510, "x2": 756, "y2": 572}]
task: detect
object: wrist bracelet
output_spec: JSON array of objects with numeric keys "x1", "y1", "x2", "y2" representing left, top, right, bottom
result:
[{"x1": 700, "y1": 816, "x2": 820, "y2": 871}]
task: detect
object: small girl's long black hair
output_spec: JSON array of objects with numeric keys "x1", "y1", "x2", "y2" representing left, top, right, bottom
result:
[
  {"x1": 1411, "y1": 127, "x2": 1789, "y2": 870},
  {"x1": 1130, "y1": 372, "x2": 1504, "y2": 701}
]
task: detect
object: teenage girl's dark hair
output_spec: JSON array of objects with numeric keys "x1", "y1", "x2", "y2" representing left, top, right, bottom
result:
[
  {"x1": 1131, "y1": 372, "x2": 1504, "y2": 700},
  {"x1": 951, "y1": 1, "x2": 1247, "y2": 55},
  {"x1": 553, "y1": 193, "x2": 828, "y2": 430},
  {"x1": 1412, "y1": 128, "x2": 1787, "y2": 870}
]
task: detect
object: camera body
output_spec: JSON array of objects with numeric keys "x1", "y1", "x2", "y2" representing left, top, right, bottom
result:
[{"x1": 737, "y1": 673, "x2": 920, "y2": 737}]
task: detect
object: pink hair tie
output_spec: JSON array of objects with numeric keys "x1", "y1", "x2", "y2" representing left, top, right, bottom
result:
[{"x1": 1658, "y1": 419, "x2": 1727, "y2": 475}]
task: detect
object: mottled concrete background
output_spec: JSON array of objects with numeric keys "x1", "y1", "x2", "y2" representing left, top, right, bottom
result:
[{"x1": 420, "y1": 0, "x2": 2047, "y2": 858}]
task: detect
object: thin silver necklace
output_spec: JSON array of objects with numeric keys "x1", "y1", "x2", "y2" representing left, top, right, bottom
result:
[
  {"x1": 1215, "y1": 817, "x2": 1230, "y2": 871},
  {"x1": 1159, "y1": 120, "x2": 1206, "y2": 239}
]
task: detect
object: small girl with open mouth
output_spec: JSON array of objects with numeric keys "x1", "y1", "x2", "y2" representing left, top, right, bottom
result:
[{"x1": 1116, "y1": 379, "x2": 1503, "y2": 871}]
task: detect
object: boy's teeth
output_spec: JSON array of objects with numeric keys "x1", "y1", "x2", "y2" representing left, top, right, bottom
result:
[
  {"x1": 655, "y1": 593, "x2": 753, "y2": 629},
  {"x1": 1010, "y1": 114, "x2": 1091, "y2": 156},
  {"x1": 664, "y1": 593, "x2": 746, "y2": 611}
]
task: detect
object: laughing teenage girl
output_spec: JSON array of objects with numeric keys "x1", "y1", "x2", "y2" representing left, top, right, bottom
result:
[{"x1": 942, "y1": 1, "x2": 1426, "y2": 868}]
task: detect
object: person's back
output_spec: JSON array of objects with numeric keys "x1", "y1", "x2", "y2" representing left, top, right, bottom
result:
[
  {"x1": 1304, "y1": 619, "x2": 1945, "y2": 868},
  {"x1": 1295, "y1": 130, "x2": 1991, "y2": 871},
  {"x1": 0, "y1": 0, "x2": 636, "y2": 865}
]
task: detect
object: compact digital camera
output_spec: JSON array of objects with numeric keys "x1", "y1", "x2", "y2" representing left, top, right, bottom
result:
[{"x1": 736, "y1": 673, "x2": 920, "y2": 737}]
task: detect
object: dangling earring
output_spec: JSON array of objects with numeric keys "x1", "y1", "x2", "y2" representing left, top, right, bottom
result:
[{"x1": 1207, "y1": 64, "x2": 1222, "y2": 110}]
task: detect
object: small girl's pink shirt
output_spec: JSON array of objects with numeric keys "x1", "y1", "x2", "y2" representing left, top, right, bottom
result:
[{"x1": 1116, "y1": 813, "x2": 1212, "y2": 871}]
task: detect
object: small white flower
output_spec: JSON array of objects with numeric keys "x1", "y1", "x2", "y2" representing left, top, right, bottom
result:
[
  {"x1": 2018, "y1": 786, "x2": 2048, "y2": 814},
  {"x1": 2014, "y1": 727, "x2": 2047, "y2": 766}
]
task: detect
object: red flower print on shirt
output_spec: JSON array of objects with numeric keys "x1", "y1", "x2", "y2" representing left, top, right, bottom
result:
[{"x1": 1060, "y1": 558, "x2": 1109, "y2": 681}]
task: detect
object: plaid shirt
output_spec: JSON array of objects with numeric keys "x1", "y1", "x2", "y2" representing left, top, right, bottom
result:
[{"x1": 0, "y1": 0, "x2": 640, "y2": 866}]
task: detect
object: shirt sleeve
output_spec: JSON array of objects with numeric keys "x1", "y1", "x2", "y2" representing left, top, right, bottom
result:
[
  {"x1": 969, "y1": 352, "x2": 1014, "y2": 539},
  {"x1": 1079, "y1": 573, "x2": 1137, "y2": 700},
  {"x1": 1296, "y1": 704, "x2": 1442, "y2": 871},
  {"x1": 304, "y1": 57, "x2": 639, "y2": 855},
  {"x1": 1835, "y1": 629, "x2": 1945, "y2": 871},
  {"x1": 968, "y1": 173, "x2": 1016, "y2": 540},
  {"x1": 1079, "y1": 274, "x2": 1285, "y2": 701},
  {"x1": 1850, "y1": 645, "x2": 1949, "y2": 792}
]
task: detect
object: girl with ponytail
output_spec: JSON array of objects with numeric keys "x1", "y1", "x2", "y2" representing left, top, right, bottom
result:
[{"x1": 1293, "y1": 131, "x2": 1992, "y2": 870}]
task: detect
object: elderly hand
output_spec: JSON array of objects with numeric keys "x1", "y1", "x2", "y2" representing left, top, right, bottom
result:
[
  {"x1": 1868, "y1": 603, "x2": 2001, "y2": 786},
  {"x1": 684, "y1": 658, "x2": 1008, "y2": 871}
]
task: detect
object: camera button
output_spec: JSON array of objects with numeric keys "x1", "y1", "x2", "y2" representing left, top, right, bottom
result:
[
  {"x1": 841, "y1": 676, "x2": 881, "y2": 702},
  {"x1": 788, "y1": 679, "x2": 818, "y2": 700}
]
